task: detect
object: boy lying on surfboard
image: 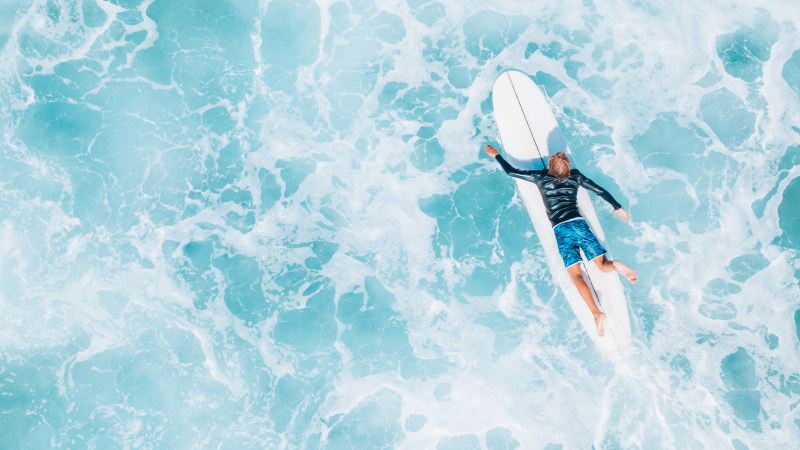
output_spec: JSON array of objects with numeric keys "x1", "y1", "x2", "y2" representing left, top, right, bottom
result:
[{"x1": 484, "y1": 144, "x2": 637, "y2": 337}]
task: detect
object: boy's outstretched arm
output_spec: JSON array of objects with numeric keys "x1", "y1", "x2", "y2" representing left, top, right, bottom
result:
[
  {"x1": 576, "y1": 172, "x2": 630, "y2": 222},
  {"x1": 484, "y1": 144, "x2": 541, "y2": 181}
]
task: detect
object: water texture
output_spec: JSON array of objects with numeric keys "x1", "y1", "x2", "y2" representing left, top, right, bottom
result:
[{"x1": 1, "y1": 0, "x2": 799, "y2": 448}]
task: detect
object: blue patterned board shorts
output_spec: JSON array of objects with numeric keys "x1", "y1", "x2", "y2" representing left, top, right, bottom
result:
[{"x1": 553, "y1": 218, "x2": 606, "y2": 268}]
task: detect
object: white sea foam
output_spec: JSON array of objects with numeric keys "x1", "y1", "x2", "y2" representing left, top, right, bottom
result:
[{"x1": 1, "y1": 0, "x2": 799, "y2": 447}]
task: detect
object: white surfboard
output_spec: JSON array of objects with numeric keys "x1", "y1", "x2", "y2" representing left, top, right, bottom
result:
[{"x1": 491, "y1": 70, "x2": 632, "y2": 356}]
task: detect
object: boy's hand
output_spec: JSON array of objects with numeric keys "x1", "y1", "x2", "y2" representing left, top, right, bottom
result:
[
  {"x1": 613, "y1": 208, "x2": 630, "y2": 222},
  {"x1": 484, "y1": 144, "x2": 499, "y2": 158}
]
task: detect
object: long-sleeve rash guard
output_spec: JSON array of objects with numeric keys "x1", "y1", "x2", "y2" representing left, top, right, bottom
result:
[{"x1": 495, "y1": 154, "x2": 622, "y2": 227}]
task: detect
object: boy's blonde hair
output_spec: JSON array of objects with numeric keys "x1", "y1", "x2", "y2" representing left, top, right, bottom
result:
[{"x1": 548, "y1": 152, "x2": 571, "y2": 182}]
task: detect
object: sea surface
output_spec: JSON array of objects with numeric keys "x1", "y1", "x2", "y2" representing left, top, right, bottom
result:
[{"x1": 1, "y1": 0, "x2": 800, "y2": 448}]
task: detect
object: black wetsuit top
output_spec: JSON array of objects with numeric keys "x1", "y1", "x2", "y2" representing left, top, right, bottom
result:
[{"x1": 495, "y1": 155, "x2": 622, "y2": 227}]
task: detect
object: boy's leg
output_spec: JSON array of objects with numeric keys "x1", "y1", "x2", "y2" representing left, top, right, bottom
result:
[
  {"x1": 566, "y1": 263, "x2": 605, "y2": 337},
  {"x1": 592, "y1": 254, "x2": 637, "y2": 283}
]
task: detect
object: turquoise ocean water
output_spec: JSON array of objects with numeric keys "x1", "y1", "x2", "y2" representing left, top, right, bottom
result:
[{"x1": 1, "y1": 0, "x2": 800, "y2": 448}]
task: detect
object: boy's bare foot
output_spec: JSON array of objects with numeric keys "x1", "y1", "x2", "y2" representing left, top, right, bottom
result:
[
  {"x1": 613, "y1": 260, "x2": 637, "y2": 284},
  {"x1": 594, "y1": 312, "x2": 606, "y2": 337}
]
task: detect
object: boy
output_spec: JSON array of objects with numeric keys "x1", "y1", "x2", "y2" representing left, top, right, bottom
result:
[{"x1": 484, "y1": 144, "x2": 637, "y2": 337}]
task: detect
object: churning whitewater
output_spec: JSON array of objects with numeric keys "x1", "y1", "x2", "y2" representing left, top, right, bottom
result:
[{"x1": 1, "y1": 0, "x2": 800, "y2": 448}]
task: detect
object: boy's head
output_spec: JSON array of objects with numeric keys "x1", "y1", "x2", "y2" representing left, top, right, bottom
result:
[{"x1": 548, "y1": 152, "x2": 571, "y2": 182}]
